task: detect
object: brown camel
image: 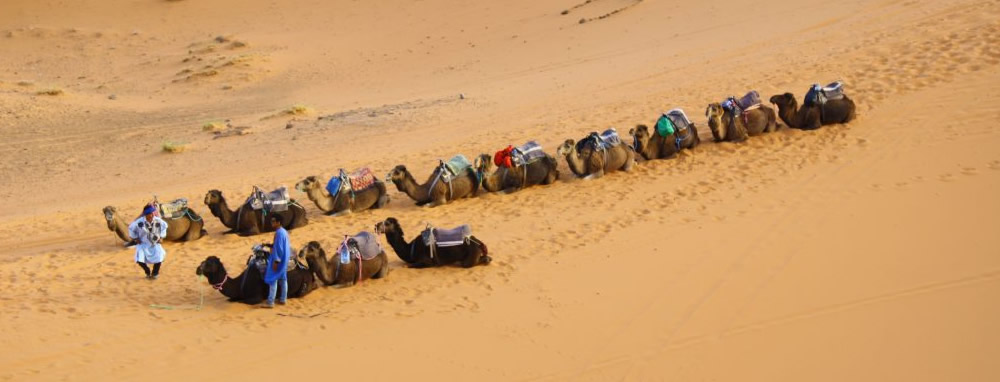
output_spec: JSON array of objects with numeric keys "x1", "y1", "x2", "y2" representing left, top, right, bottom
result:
[
  {"x1": 387, "y1": 162, "x2": 480, "y2": 207},
  {"x1": 473, "y1": 153, "x2": 559, "y2": 193},
  {"x1": 769, "y1": 93, "x2": 856, "y2": 130},
  {"x1": 705, "y1": 103, "x2": 778, "y2": 142},
  {"x1": 294, "y1": 176, "x2": 389, "y2": 216},
  {"x1": 297, "y1": 239, "x2": 389, "y2": 287},
  {"x1": 556, "y1": 134, "x2": 635, "y2": 179},
  {"x1": 203, "y1": 190, "x2": 308, "y2": 236},
  {"x1": 102, "y1": 205, "x2": 206, "y2": 244},
  {"x1": 629, "y1": 123, "x2": 700, "y2": 160}
]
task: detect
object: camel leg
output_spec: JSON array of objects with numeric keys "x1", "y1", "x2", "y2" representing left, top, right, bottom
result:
[
  {"x1": 461, "y1": 247, "x2": 482, "y2": 268},
  {"x1": 373, "y1": 257, "x2": 390, "y2": 279},
  {"x1": 585, "y1": 169, "x2": 605, "y2": 180}
]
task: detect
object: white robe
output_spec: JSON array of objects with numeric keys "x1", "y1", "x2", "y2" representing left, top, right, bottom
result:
[{"x1": 128, "y1": 217, "x2": 168, "y2": 264}]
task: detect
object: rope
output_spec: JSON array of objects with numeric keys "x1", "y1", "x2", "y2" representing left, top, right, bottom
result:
[{"x1": 149, "y1": 275, "x2": 206, "y2": 311}]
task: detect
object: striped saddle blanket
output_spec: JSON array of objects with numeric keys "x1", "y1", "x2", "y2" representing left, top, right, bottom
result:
[
  {"x1": 158, "y1": 198, "x2": 188, "y2": 219},
  {"x1": 577, "y1": 128, "x2": 623, "y2": 152}
]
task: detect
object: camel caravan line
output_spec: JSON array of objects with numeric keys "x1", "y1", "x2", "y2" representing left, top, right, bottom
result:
[{"x1": 103, "y1": 83, "x2": 855, "y2": 305}]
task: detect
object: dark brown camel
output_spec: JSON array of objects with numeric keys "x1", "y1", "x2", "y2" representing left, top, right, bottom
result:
[
  {"x1": 195, "y1": 255, "x2": 316, "y2": 305},
  {"x1": 769, "y1": 93, "x2": 856, "y2": 130},
  {"x1": 203, "y1": 190, "x2": 308, "y2": 236}
]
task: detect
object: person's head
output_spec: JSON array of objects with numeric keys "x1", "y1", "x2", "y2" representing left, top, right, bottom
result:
[
  {"x1": 269, "y1": 214, "x2": 282, "y2": 229},
  {"x1": 142, "y1": 205, "x2": 156, "y2": 222}
]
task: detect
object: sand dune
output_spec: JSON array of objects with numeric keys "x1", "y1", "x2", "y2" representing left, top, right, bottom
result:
[{"x1": 1, "y1": 0, "x2": 999, "y2": 380}]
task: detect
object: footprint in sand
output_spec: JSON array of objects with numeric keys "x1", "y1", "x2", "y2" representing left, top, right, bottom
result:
[
  {"x1": 961, "y1": 167, "x2": 978, "y2": 176},
  {"x1": 989, "y1": 160, "x2": 1000, "y2": 171},
  {"x1": 939, "y1": 173, "x2": 956, "y2": 182}
]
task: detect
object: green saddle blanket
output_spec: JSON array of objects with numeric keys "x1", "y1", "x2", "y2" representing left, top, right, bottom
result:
[
  {"x1": 443, "y1": 154, "x2": 472, "y2": 175},
  {"x1": 656, "y1": 114, "x2": 675, "y2": 137}
]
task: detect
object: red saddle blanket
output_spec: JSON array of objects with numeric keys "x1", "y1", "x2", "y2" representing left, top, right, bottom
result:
[{"x1": 349, "y1": 168, "x2": 376, "y2": 191}]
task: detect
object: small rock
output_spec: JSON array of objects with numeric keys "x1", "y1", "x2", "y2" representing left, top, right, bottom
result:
[
  {"x1": 459, "y1": 93, "x2": 465, "y2": 100},
  {"x1": 214, "y1": 35, "x2": 230, "y2": 43},
  {"x1": 561, "y1": 10, "x2": 569, "y2": 15},
  {"x1": 221, "y1": 84, "x2": 232, "y2": 90},
  {"x1": 108, "y1": 94, "x2": 117, "y2": 100},
  {"x1": 579, "y1": 18, "x2": 587, "y2": 24},
  {"x1": 285, "y1": 122, "x2": 294, "y2": 129}
]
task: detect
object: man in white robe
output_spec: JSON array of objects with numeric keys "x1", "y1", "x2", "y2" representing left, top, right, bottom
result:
[{"x1": 129, "y1": 204, "x2": 168, "y2": 280}]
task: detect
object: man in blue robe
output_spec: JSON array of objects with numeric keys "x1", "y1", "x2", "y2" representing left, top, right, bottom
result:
[
  {"x1": 129, "y1": 204, "x2": 168, "y2": 280},
  {"x1": 263, "y1": 215, "x2": 290, "y2": 308}
]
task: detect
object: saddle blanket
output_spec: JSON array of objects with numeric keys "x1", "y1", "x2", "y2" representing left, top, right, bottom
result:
[
  {"x1": 326, "y1": 167, "x2": 377, "y2": 197},
  {"x1": 421, "y1": 224, "x2": 472, "y2": 247},
  {"x1": 249, "y1": 244, "x2": 302, "y2": 276},
  {"x1": 511, "y1": 141, "x2": 546, "y2": 167},
  {"x1": 722, "y1": 91, "x2": 762, "y2": 115},
  {"x1": 249, "y1": 186, "x2": 290, "y2": 212},
  {"x1": 577, "y1": 128, "x2": 623, "y2": 152},
  {"x1": 159, "y1": 198, "x2": 188, "y2": 220},
  {"x1": 805, "y1": 81, "x2": 844, "y2": 106},
  {"x1": 337, "y1": 231, "x2": 383, "y2": 264},
  {"x1": 444, "y1": 154, "x2": 472, "y2": 176},
  {"x1": 666, "y1": 108, "x2": 693, "y2": 132}
]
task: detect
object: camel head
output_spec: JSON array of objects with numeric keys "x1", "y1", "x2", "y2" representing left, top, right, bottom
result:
[
  {"x1": 629, "y1": 125, "x2": 651, "y2": 154},
  {"x1": 473, "y1": 153, "x2": 495, "y2": 173},
  {"x1": 387, "y1": 165, "x2": 411, "y2": 190},
  {"x1": 374, "y1": 217, "x2": 402, "y2": 236},
  {"x1": 769, "y1": 93, "x2": 797, "y2": 111},
  {"x1": 297, "y1": 241, "x2": 325, "y2": 263},
  {"x1": 196, "y1": 256, "x2": 225, "y2": 278},
  {"x1": 102, "y1": 206, "x2": 118, "y2": 230},
  {"x1": 295, "y1": 176, "x2": 321, "y2": 193},
  {"x1": 204, "y1": 189, "x2": 224, "y2": 206},
  {"x1": 555, "y1": 139, "x2": 576, "y2": 157},
  {"x1": 705, "y1": 103, "x2": 726, "y2": 142}
]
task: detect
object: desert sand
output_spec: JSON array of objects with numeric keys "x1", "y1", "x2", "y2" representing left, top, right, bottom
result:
[{"x1": 1, "y1": 0, "x2": 999, "y2": 380}]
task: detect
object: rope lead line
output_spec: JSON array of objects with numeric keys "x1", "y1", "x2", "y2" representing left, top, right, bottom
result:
[{"x1": 149, "y1": 275, "x2": 206, "y2": 311}]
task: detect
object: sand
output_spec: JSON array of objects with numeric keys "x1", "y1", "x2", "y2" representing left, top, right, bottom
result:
[{"x1": 1, "y1": 0, "x2": 999, "y2": 380}]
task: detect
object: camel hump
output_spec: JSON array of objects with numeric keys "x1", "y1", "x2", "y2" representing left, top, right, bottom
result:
[
  {"x1": 511, "y1": 141, "x2": 546, "y2": 167},
  {"x1": 248, "y1": 186, "x2": 290, "y2": 212},
  {"x1": 159, "y1": 198, "x2": 189, "y2": 219},
  {"x1": 343, "y1": 231, "x2": 383, "y2": 261},
  {"x1": 576, "y1": 128, "x2": 622, "y2": 152},
  {"x1": 804, "y1": 81, "x2": 845, "y2": 106},
  {"x1": 421, "y1": 224, "x2": 472, "y2": 247}
]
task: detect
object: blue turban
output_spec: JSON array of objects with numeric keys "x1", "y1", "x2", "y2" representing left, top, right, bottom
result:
[{"x1": 142, "y1": 205, "x2": 157, "y2": 216}]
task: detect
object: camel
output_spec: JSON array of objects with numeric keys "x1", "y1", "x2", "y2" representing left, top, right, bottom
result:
[
  {"x1": 203, "y1": 190, "x2": 308, "y2": 236},
  {"x1": 195, "y1": 255, "x2": 316, "y2": 305},
  {"x1": 387, "y1": 164, "x2": 479, "y2": 207},
  {"x1": 629, "y1": 123, "x2": 700, "y2": 160},
  {"x1": 297, "y1": 239, "x2": 389, "y2": 287},
  {"x1": 294, "y1": 176, "x2": 389, "y2": 216},
  {"x1": 705, "y1": 103, "x2": 778, "y2": 142},
  {"x1": 374, "y1": 217, "x2": 491, "y2": 268},
  {"x1": 102, "y1": 205, "x2": 206, "y2": 244},
  {"x1": 474, "y1": 153, "x2": 559, "y2": 193},
  {"x1": 556, "y1": 135, "x2": 635, "y2": 179},
  {"x1": 769, "y1": 93, "x2": 856, "y2": 130}
]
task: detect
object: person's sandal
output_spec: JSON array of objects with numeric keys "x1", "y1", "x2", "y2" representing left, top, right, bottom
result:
[{"x1": 261, "y1": 303, "x2": 274, "y2": 309}]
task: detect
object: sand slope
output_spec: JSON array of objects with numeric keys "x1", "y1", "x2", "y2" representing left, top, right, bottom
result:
[{"x1": 1, "y1": 0, "x2": 999, "y2": 380}]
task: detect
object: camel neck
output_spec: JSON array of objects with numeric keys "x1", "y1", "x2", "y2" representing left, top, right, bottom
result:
[
  {"x1": 399, "y1": 172, "x2": 428, "y2": 202},
  {"x1": 308, "y1": 254, "x2": 336, "y2": 285},
  {"x1": 383, "y1": 230, "x2": 413, "y2": 263},
  {"x1": 212, "y1": 198, "x2": 237, "y2": 229},
  {"x1": 564, "y1": 149, "x2": 587, "y2": 177}
]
